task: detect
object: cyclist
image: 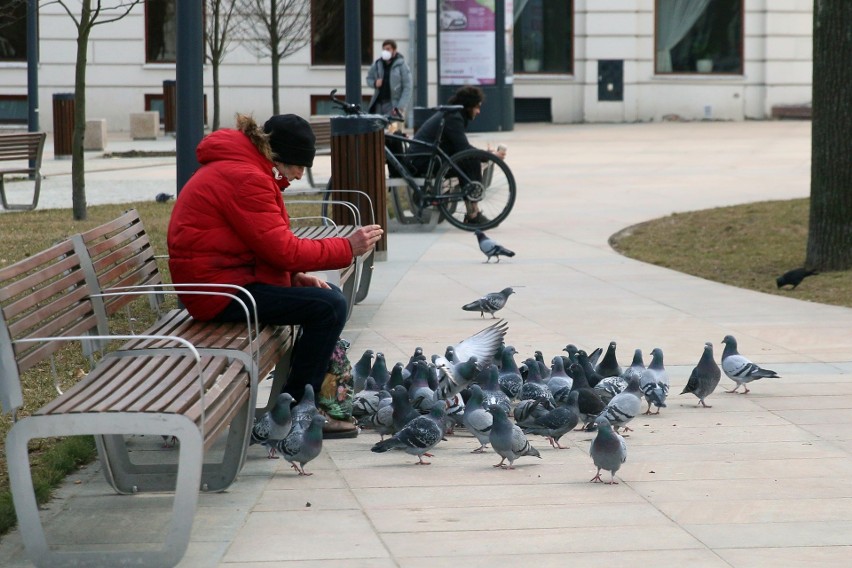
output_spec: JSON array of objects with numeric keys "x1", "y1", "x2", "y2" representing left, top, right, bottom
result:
[{"x1": 411, "y1": 86, "x2": 507, "y2": 226}]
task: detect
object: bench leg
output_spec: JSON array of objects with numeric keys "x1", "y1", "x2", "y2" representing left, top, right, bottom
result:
[
  {"x1": 96, "y1": 399, "x2": 252, "y2": 494},
  {"x1": 353, "y1": 250, "x2": 375, "y2": 304},
  {"x1": 0, "y1": 173, "x2": 41, "y2": 211},
  {"x1": 7, "y1": 413, "x2": 202, "y2": 568}
]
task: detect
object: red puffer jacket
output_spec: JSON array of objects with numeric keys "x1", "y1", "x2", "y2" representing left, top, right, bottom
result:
[{"x1": 167, "y1": 128, "x2": 353, "y2": 321}]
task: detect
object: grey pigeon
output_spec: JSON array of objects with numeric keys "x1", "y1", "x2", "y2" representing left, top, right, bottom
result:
[
  {"x1": 352, "y1": 349, "x2": 374, "y2": 392},
  {"x1": 595, "y1": 341, "x2": 622, "y2": 378},
  {"x1": 497, "y1": 346, "x2": 523, "y2": 400},
  {"x1": 433, "y1": 320, "x2": 508, "y2": 393},
  {"x1": 547, "y1": 356, "x2": 573, "y2": 394},
  {"x1": 620, "y1": 349, "x2": 646, "y2": 382},
  {"x1": 387, "y1": 361, "x2": 406, "y2": 390},
  {"x1": 569, "y1": 363, "x2": 606, "y2": 429},
  {"x1": 462, "y1": 385, "x2": 494, "y2": 453},
  {"x1": 488, "y1": 405, "x2": 542, "y2": 469},
  {"x1": 434, "y1": 355, "x2": 480, "y2": 400},
  {"x1": 519, "y1": 357, "x2": 554, "y2": 405},
  {"x1": 408, "y1": 360, "x2": 439, "y2": 413},
  {"x1": 371, "y1": 404, "x2": 446, "y2": 464},
  {"x1": 522, "y1": 390, "x2": 580, "y2": 449},
  {"x1": 593, "y1": 375, "x2": 628, "y2": 405},
  {"x1": 478, "y1": 364, "x2": 512, "y2": 415},
  {"x1": 474, "y1": 229, "x2": 515, "y2": 263},
  {"x1": 721, "y1": 335, "x2": 780, "y2": 394},
  {"x1": 352, "y1": 377, "x2": 383, "y2": 417},
  {"x1": 390, "y1": 385, "x2": 421, "y2": 433},
  {"x1": 681, "y1": 342, "x2": 722, "y2": 407},
  {"x1": 513, "y1": 397, "x2": 553, "y2": 429},
  {"x1": 250, "y1": 392, "x2": 294, "y2": 459},
  {"x1": 277, "y1": 414, "x2": 326, "y2": 476},
  {"x1": 154, "y1": 192, "x2": 174, "y2": 203},
  {"x1": 357, "y1": 396, "x2": 395, "y2": 440},
  {"x1": 368, "y1": 352, "x2": 390, "y2": 390},
  {"x1": 461, "y1": 287, "x2": 515, "y2": 318},
  {"x1": 290, "y1": 384, "x2": 319, "y2": 431},
  {"x1": 639, "y1": 348, "x2": 669, "y2": 414},
  {"x1": 589, "y1": 416, "x2": 627, "y2": 484},
  {"x1": 577, "y1": 350, "x2": 606, "y2": 388},
  {"x1": 599, "y1": 376, "x2": 642, "y2": 432},
  {"x1": 776, "y1": 267, "x2": 818, "y2": 289}
]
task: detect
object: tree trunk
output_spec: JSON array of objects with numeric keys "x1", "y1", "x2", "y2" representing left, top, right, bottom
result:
[
  {"x1": 71, "y1": 2, "x2": 92, "y2": 221},
  {"x1": 212, "y1": 57, "x2": 221, "y2": 130},
  {"x1": 806, "y1": 0, "x2": 852, "y2": 270},
  {"x1": 271, "y1": 50, "x2": 280, "y2": 115}
]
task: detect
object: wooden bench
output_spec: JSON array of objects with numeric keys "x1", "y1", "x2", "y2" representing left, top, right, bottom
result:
[
  {"x1": 0, "y1": 208, "x2": 371, "y2": 567},
  {"x1": 306, "y1": 116, "x2": 331, "y2": 188},
  {"x1": 0, "y1": 131, "x2": 47, "y2": 211}
]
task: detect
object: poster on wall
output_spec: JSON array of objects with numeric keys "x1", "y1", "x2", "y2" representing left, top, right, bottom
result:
[{"x1": 439, "y1": 0, "x2": 497, "y2": 85}]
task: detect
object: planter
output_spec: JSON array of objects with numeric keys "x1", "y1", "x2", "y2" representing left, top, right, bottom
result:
[
  {"x1": 696, "y1": 58, "x2": 714, "y2": 73},
  {"x1": 523, "y1": 58, "x2": 541, "y2": 72}
]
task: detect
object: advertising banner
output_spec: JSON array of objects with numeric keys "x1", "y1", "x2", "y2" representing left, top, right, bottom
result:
[{"x1": 439, "y1": 1, "x2": 497, "y2": 85}]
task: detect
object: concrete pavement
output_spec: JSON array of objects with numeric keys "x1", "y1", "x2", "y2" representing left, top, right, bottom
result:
[{"x1": 3, "y1": 120, "x2": 852, "y2": 567}]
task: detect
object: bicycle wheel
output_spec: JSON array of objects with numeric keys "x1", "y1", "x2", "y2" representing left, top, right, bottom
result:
[{"x1": 434, "y1": 149, "x2": 516, "y2": 231}]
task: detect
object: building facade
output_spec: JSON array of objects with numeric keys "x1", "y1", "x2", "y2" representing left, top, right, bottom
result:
[{"x1": 0, "y1": 0, "x2": 813, "y2": 132}]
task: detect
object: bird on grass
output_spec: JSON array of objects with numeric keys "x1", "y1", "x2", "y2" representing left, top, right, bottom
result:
[
  {"x1": 681, "y1": 342, "x2": 721, "y2": 407},
  {"x1": 371, "y1": 404, "x2": 446, "y2": 465},
  {"x1": 776, "y1": 267, "x2": 818, "y2": 290},
  {"x1": 474, "y1": 230, "x2": 515, "y2": 263},
  {"x1": 461, "y1": 287, "x2": 515, "y2": 318},
  {"x1": 589, "y1": 416, "x2": 627, "y2": 485},
  {"x1": 488, "y1": 405, "x2": 541, "y2": 469},
  {"x1": 250, "y1": 392, "x2": 294, "y2": 459},
  {"x1": 154, "y1": 192, "x2": 174, "y2": 203},
  {"x1": 277, "y1": 414, "x2": 326, "y2": 476},
  {"x1": 721, "y1": 335, "x2": 780, "y2": 394}
]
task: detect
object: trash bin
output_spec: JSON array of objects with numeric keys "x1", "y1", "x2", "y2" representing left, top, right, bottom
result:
[
  {"x1": 329, "y1": 115, "x2": 388, "y2": 257},
  {"x1": 163, "y1": 79, "x2": 177, "y2": 134},
  {"x1": 52, "y1": 93, "x2": 75, "y2": 159}
]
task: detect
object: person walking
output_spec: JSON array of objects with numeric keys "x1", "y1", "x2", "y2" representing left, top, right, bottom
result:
[{"x1": 366, "y1": 39, "x2": 413, "y2": 117}]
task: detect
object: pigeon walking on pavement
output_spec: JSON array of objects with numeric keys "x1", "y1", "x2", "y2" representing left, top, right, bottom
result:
[
  {"x1": 352, "y1": 349, "x2": 374, "y2": 392},
  {"x1": 589, "y1": 416, "x2": 627, "y2": 484},
  {"x1": 522, "y1": 390, "x2": 580, "y2": 449},
  {"x1": 681, "y1": 342, "x2": 722, "y2": 407},
  {"x1": 639, "y1": 348, "x2": 669, "y2": 415},
  {"x1": 290, "y1": 384, "x2": 319, "y2": 431},
  {"x1": 371, "y1": 404, "x2": 447, "y2": 465},
  {"x1": 721, "y1": 335, "x2": 780, "y2": 394},
  {"x1": 599, "y1": 377, "x2": 642, "y2": 433},
  {"x1": 277, "y1": 414, "x2": 326, "y2": 476},
  {"x1": 488, "y1": 405, "x2": 542, "y2": 469},
  {"x1": 474, "y1": 230, "x2": 515, "y2": 263},
  {"x1": 462, "y1": 385, "x2": 494, "y2": 453},
  {"x1": 250, "y1": 393, "x2": 294, "y2": 459},
  {"x1": 461, "y1": 287, "x2": 515, "y2": 318}
]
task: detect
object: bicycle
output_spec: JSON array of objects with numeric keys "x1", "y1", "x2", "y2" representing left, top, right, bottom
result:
[{"x1": 322, "y1": 90, "x2": 516, "y2": 231}]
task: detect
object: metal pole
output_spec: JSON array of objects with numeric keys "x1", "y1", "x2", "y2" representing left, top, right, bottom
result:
[
  {"x1": 415, "y1": 0, "x2": 427, "y2": 108},
  {"x1": 176, "y1": 0, "x2": 205, "y2": 195},
  {"x1": 344, "y1": 0, "x2": 361, "y2": 105},
  {"x1": 26, "y1": 0, "x2": 39, "y2": 176}
]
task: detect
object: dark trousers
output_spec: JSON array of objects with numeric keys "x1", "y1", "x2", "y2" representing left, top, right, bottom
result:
[{"x1": 212, "y1": 282, "x2": 348, "y2": 403}]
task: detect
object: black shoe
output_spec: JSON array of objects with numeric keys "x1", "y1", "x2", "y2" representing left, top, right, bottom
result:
[{"x1": 463, "y1": 213, "x2": 490, "y2": 226}]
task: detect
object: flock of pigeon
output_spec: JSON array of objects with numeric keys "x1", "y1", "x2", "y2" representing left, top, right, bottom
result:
[{"x1": 251, "y1": 315, "x2": 781, "y2": 483}]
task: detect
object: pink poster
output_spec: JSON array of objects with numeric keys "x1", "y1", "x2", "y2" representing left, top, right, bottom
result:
[{"x1": 439, "y1": 0, "x2": 497, "y2": 85}]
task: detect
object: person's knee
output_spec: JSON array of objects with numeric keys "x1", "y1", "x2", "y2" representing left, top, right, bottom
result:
[{"x1": 320, "y1": 288, "x2": 348, "y2": 327}]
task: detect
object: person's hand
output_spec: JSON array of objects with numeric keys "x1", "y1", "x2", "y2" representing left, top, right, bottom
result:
[
  {"x1": 292, "y1": 272, "x2": 331, "y2": 289},
  {"x1": 375, "y1": 78, "x2": 383, "y2": 88},
  {"x1": 488, "y1": 143, "x2": 508, "y2": 160},
  {"x1": 347, "y1": 224, "x2": 383, "y2": 257}
]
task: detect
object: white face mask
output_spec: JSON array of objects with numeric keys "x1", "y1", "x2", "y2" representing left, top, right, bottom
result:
[{"x1": 381, "y1": 49, "x2": 392, "y2": 61}]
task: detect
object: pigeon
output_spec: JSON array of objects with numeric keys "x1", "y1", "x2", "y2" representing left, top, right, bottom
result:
[
  {"x1": 513, "y1": 397, "x2": 554, "y2": 429},
  {"x1": 478, "y1": 363, "x2": 512, "y2": 415},
  {"x1": 368, "y1": 352, "x2": 390, "y2": 390},
  {"x1": 408, "y1": 360, "x2": 439, "y2": 413},
  {"x1": 593, "y1": 375, "x2": 628, "y2": 405},
  {"x1": 519, "y1": 357, "x2": 554, "y2": 405},
  {"x1": 277, "y1": 413, "x2": 326, "y2": 476},
  {"x1": 461, "y1": 287, "x2": 515, "y2": 318},
  {"x1": 595, "y1": 341, "x2": 622, "y2": 379},
  {"x1": 620, "y1": 349, "x2": 646, "y2": 382},
  {"x1": 534, "y1": 351, "x2": 551, "y2": 379},
  {"x1": 390, "y1": 384, "x2": 421, "y2": 434},
  {"x1": 357, "y1": 394, "x2": 395, "y2": 440},
  {"x1": 497, "y1": 346, "x2": 523, "y2": 400},
  {"x1": 721, "y1": 335, "x2": 780, "y2": 394},
  {"x1": 290, "y1": 384, "x2": 319, "y2": 431},
  {"x1": 432, "y1": 320, "x2": 507, "y2": 390},
  {"x1": 250, "y1": 392, "x2": 294, "y2": 458},
  {"x1": 352, "y1": 377, "x2": 384, "y2": 417},
  {"x1": 371, "y1": 404, "x2": 446, "y2": 464},
  {"x1": 474, "y1": 229, "x2": 515, "y2": 263},
  {"x1": 577, "y1": 350, "x2": 606, "y2": 388},
  {"x1": 462, "y1": 385, "x2": 494, "y2": 453},
  {"x1": 488, "y1": 405, "x2": 542, "y2": 469},
  {"x1": 568, "y1": 363, "x2": 606, "y2": 429},
  {"x1": 434, "y1": 355, "x2": 480, "y2": 400},
  {"x1": 776, "y1": 267, "x2": 818, "y2": 289},
  {"x1": 154, "y1": 192, "x2": 174, "y2": 203},
  {"x1": 589, "y1": 416, "x2": 627, "y2": 484},
  {"x1": 387, "y1": 362, "x2": 406, "y2": 390},
  {"x1": 547, "y1": 356, "x2": 573, "y2": 394},
  {"x1": 352, "y1": 349, "x2": 374, "y2": 392},
  {"x1": 639, "y1": 348, "x2": 669, "y2": 415},
  {"x1": 522, "y1": 390, "x2": 580, "y2": 449},
  {"x1": 681, "y1": 342, "x2": 722, "y2": 407},
  {"x1": 599, "y1": 377, "x2": 642, "y2": 433}
]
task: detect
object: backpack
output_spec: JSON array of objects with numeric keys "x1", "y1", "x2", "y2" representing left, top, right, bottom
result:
[{"x1": 317, "y1": 338, "x2": 354, "y2": 421}]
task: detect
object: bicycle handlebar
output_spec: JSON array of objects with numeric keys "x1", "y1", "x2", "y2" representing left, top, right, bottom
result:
[{"x1": 327, "y1": 90, "x2": 462, "y2": 122}]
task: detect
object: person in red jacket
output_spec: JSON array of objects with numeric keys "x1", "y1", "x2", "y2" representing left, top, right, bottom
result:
[{"x1": 168, "y1": 113, "x2": 382, "y2": 437}]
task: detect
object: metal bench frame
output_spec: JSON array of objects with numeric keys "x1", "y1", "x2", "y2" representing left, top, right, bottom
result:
[{"x1": 0, "y1": 131, "x2": 47, "y2": 211}]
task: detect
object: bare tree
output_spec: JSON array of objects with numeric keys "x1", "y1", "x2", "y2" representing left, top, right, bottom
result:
[
  {"x1": 205, "y1": 0, "x2": 242, "y2": 130},
  {"x1": 238, "y1": 0, "x2": 311, "y2": 115},
  {"x1": 806, "y1": 0, "x2": 852, "y2": 270},
  {"x1": 47, "y1": 0, "x2": 142, "y2": 220}
]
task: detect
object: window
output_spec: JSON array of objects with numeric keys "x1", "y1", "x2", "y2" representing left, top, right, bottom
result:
[
  {"x1": 311, "y1": 0, "x2": 372, "y2": 65},
  {"x1": 514, "y1": 0, "x2": 572, "y2": 74},
  {"x1": 0, "y1": 94, "x2": 27, "y2": 124},
  {"x1": 0, "y1": 0, "x2": 27, "y2": 62},
  {"x1": 146, "y1": 0, "x2": 177, "y2": 63},
  {"x1": 655, "y1": 0, "x2": 743, "y2": 74}
]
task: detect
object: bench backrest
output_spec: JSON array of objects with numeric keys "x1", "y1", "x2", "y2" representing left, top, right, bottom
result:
[
  {"x1": 0, "y1": 239, "x2": 102, "y2": 414},
  {"x1": 79, "y1": 209, "x2": 164, "y2": 317},
  {"x1": 0, "y1": 132, "x2": 47, "y2": 166}
]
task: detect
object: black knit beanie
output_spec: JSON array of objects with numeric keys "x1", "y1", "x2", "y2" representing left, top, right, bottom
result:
[{"x1": 263, "y1": 114, "x2": 316, "y2": 167}]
